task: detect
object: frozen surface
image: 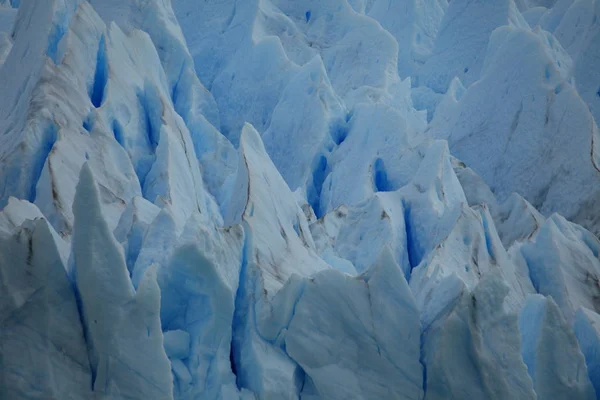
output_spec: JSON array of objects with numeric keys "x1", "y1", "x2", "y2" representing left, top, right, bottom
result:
[
  {"x1": 519, "y1": 295, "x2": 596, "y2": 400},
  {"x1": 575, "y1": 307, "x2": 600, "y2": 398},
  {"x1": 422, "y1": 276, "x2": 536, "y2": 400},
  {"x1": 72, "y1": 164, "x2": 173, "y2": 399},
  {"x1": 1, "y1": 0, "x2": 600, "y2": 399},
  {"x1": 282, "y1": 248, "x2": 423, "y2": 400},
  {"x1": 418, "y1": 0, "x2": 529, "y2": 92},
  {"x1": 518, "y1": 214, "x2": 600, "y2": 322},
  {"x1": 429, "y1": 25, "x2": 600, "y2": 234},
  {"x1": 0, "y1": 206, "x2": 92, "y2": 399}
]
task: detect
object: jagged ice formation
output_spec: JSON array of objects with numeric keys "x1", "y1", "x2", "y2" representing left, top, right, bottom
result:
[{"x1": 1, "y1": 0, "x2": 600, "y2": 399}]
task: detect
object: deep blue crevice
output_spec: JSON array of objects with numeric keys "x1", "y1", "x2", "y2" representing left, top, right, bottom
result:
[
  {"x1": 330, "y1": 119, "x2": 348, "y2": 145},
  {"x1": 294, "y1": 366, "x2": 307, "y2": 396},
  {"x1": 171, "y1": 62, "x2": 187, "y2": 114},
  {"x1": 46, "y1": 8, "x2": 70, "y2": 64},
  {"x1": 91, "y1": 36, "x2": 108, "y2": 108},
  {"x1": 29, "y1": 123, "x2": 58, "y2": 203},
  {"x1": 554, "y1": 84, "x2": 563, "y2": 95},
  {"x1": 135, "y1": 157, "x2": 154, "y2": 195},
  {"x1": 345, "y1": 110, "x2": 353, "y2": 123},
  {"x1": 402, "y1": 201, "x2": 419, "y2": 273},
  {"x1": 46, "y1": 26, "x2": 66, "y2": 63},
  {"x1": 419, "y1": 330, "x2": 428, "y2": 396},
  {"x1": 230, "y1": 227, "x2": 251, "y2": 390},
  {"x1": 596, "y1": 88, "x2": 600, "y2": 98},
  {"x1": 308, "y1": 154, "x2": 328, "y2": 218},
  {"x1": 133, "y1": 84, "x2": 162, "y2": 192},
  {"x1": 82, "y1": 114, "x2": 94, "y2": 133},
  {"x1": 480, "y1": 214, "x2": 496, "y2": 262},
  {"x1": 373, "y1": 158, "x2": 392, "y2": 192},
  {"x1": 520, "y1": 250, "x2": 541, "y2": 294},
  {"x1": 305, "y1": 10, "x2": 311, "y2": 22},
  {"x1": 112, "y1": 119, "x2": 125, "y2": 147},
  {"x1": 137, "y1": 84, "x2": 162, "y2": 152}
]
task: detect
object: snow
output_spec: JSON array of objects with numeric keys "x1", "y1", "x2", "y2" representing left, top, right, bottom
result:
[{"x1": 1, "y1": 0, "x2": 600, "y2": 399}]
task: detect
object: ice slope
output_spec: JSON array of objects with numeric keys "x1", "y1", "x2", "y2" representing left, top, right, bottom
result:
[
  {"x1": 417, "y1": 0, "x2": 529, "y2": 92},
  {"x1": 422, "y1": 276, "x2": 536, "y2": 400},
  {"x1": 279, "y1": 249, "x2": 423, "y2": 400},
  {"x1": 1, "y1": 0, "x2": 600, "y2": 399},
  {"x1": 365, "y1": 0, "x2": 448, "y2": 80},
  {"x1": 517, "y1": 214, "x2": 600, "y2": 322},
  {"x1": 575, "y1": 307, "x2": 600, "y2": 398},
  {"x1": 429, "y1": 25, "x2": 600, "y2": 235},
  {"x1": 519, "y1": 295, "x2": 596, "y2": 400},
  {"x1": 72, "y1": 164, "x2": 173, "y2": 399},
  {"x1": 0, "y1": 201, "x2": 92, "y2": 400}
]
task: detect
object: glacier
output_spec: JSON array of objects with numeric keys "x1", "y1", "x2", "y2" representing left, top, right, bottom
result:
[{"x1": 0, "y1": 0, "x2": 599, "y2": 399}]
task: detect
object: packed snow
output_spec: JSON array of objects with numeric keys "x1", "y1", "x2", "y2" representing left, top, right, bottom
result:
[{"x1": 0, "y1": 0, "x2": 599, "y2": 399}]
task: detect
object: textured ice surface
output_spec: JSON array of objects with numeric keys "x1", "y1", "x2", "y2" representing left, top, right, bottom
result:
[
  {"x1": 1, "y1": 0, "x2": 600, "y2": 399},
  {"x1": 418, "y1": 0, "x2": 529, "y2": 92},
  {"x1": 575, "y1": 307, "x2": 600, "y2": 398},
  {"x1": 422, "y1": 276, "x2": 536, "y2": 400},
  {"x1": 429, "y1": 25, "x2": 600, "y2": 235},
  {"x1": 519, "y1": 295, "x2": 596, "y2": 399},
  {"x1": 72, "y1": 164, "x2": 173, "y2": 399}
]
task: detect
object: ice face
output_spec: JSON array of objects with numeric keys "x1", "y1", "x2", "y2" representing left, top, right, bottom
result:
[
  {"x1": 72, "y1": 164, "x2": 173, "y2": 399},
  {"x1": 0, "y1": 209, "x2": 92, "y2": 399},
  {"x1": 519, "y1": 295, "x2": 596, "y2": 400},
  {"x1": 428, "y1": 25, "x2": 600, "y2": 235},
  {"x1": 575, "y1": 307, "x2": 600, "y2": 398},
  {"x1": 1, "y1": 0, "x2": 600, "y2": 399},
  {"x1": 422, "y1": 275, "x2": 537, "y2": 400}
]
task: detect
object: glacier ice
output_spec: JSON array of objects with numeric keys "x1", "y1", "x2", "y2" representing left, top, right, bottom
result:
[
  {"x1": 417, "y1": 0, "x2": 529, "y2": 92},
  {"x1": 281, "y1": 248, "x2": 423, "y2": 400},
  {"x1": 0, "y1": 206, "x2": 92, "y2": 399},
  {"x1": 518, "y1": 214, "x2": 600, "y2": 322},
  {"x1": 429, "y1": 24, "x2": 600, "y2": 235},
  {"x1": 575, "y1": 307, "x2": 600, "y2": 398},
  {"x1": 0, "y1": 0, "x2": 600, "y2": 399},
  {"x1": 519, "y1": 295, "x2": 596, "y2": 399},
  {"x1": 72, "y1": 164, "x2": 173, "y2": 399},
  {"x1": 422, "y1": 275, "x2": 536, "y2": 400}
]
